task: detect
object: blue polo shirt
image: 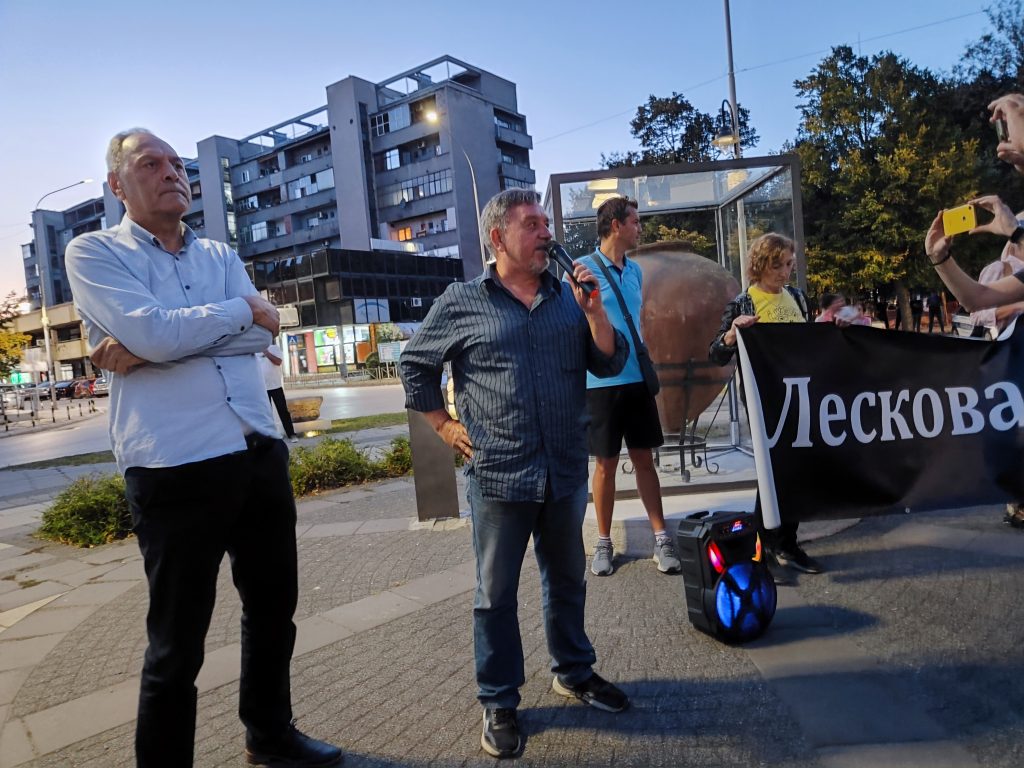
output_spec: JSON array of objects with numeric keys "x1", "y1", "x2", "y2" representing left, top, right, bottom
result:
[{"x1": 579, "y1": 250, "x2": 644, "y2": 389}]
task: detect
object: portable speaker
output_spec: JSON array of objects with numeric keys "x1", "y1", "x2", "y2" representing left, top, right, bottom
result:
[{"x1": 676, "y1": 510, "x2": 776, "y2": 642}]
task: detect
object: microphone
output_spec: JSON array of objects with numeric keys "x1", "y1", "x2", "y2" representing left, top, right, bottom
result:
[{"x1": 546, "y1": 241, "x2": 599, "y2": 297}]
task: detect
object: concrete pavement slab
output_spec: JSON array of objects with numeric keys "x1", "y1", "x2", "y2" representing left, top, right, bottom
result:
[
  {"x1": 0, "y1": 596, "x2": 61, "y2": 632},
  {"x1": 0, "y1": 605, "x2": 96, "y2": 642},
  {"x1": 45, "y1": 580, "x2": 135, "y2": 608},
  {"x1": 0, "y1": 584, "x2": 65, "y2": 614},
  {"x1": 0, "y1": 669, "x2": 31, "y2": 707},
  {"x1": 818, "y1": 740, "x2": 979, "y2": 768},
  {"x1": 0, "y1": 635, "x2": 63, "y2": 673},
  {"x1": 0, "y1": 720, "x2": 34, "y2": 768},
  {"x1": 302, "y1": 521, "x2": 362, "y2": 538},
  {"x1": 354, "y1": 517, "x2": 412, "y2": 534},
  {"x1": 0, "y1": 554, "x2": 55, "y2": 580}
]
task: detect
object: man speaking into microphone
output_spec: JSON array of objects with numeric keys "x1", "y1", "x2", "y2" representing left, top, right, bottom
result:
[{"x1": 400, "y1": 189, "x2": 629, "y2": 759}]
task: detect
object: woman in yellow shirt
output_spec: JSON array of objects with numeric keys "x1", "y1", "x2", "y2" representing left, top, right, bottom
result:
[{"x1": 709, "y1": 233, "x2": 823, "y2": 583}]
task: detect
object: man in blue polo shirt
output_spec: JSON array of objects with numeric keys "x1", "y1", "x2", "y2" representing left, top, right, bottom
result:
[{"x1": 582, "y1": 196, "x2": 680, "y2": 577}]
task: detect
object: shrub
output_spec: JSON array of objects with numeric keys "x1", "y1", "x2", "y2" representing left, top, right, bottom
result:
[
  {"x1": 378, "y1": 436, "x2": 411, "y2": 477},
  {"x1": 38, "y1": 474, "x2": 131, "y2": 547},
  {"x1": 289, "y1": 437, "x2": 379, "y2": 496}
]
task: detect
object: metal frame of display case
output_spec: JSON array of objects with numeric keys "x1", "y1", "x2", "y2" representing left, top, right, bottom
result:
[{"x1": 544, "y1": 155, "x2": 804, "y2": 480}]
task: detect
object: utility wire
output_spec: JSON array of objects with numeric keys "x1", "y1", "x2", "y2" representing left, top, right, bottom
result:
[{"x1": 535, "y1": 8, "x2": 988, "y2": 146}]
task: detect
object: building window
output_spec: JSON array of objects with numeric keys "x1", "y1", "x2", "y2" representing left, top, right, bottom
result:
[
  {"x1": 251, "y1": 221, "x2": 268, "y2": 242},
  {"x1": 241, "y1": 169, "x2": 251, "y2": 183},
  {"x1": 395, "y1": 227, "x2": 412, "y2": 242},
  {"x1": 385, "y1": 149, "x2": 400, "y2": 171},
  {"x1": 370, "y1": 113, "x2": 389, "y2": 136}
]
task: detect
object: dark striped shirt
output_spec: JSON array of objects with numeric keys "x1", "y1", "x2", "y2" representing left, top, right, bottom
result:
[{"x1": 400, "y1": 265, "x2": 627, "y2": 502}]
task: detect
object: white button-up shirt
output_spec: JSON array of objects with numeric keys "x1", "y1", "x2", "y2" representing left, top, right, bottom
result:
[{"x1": 66, "y1": 217, "x2": 276, "y2": 473}]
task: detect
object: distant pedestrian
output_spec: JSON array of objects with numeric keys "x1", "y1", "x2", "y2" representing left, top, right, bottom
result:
[
  {"x1": 927, "y1": 292, "x2": 946, "y2": 333},
  {"x1": 401, "y1": 189, "x2": 630, "y2": 760},
  {"x1": 261, "y1": 344, "x2": 298, "y2": 442},
  {"x1": 65, "y1": 129, "x2": 341, "y2": 768},
  {"x1": 910, "y1": 296, "x2": 924, "y2": 332}
]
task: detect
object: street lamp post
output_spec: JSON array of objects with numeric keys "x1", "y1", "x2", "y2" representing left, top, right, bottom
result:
[
  {"x1": 33, "y1": 179, "x2": 93, "y2": 403},
  {"x1": 425, "y1": 110, "x2": 487, "y2": 272},
  {"x1": 718, "y1": 0, "x2": 747, "y2": 451}
]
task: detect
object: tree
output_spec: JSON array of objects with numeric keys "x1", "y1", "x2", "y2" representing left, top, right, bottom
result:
[
  {"x1": 957, "y1": 0, "x2": 1024, "y2": 88},
  {"x1": 0, "y1": 292, "x2": 31, "y2": 380},
  {"x1": 794, "y1": 47, "x2": 986, "y2": 325},
  {"x1": 601, "y1": 92, "x2": 759, "y2": 167}
]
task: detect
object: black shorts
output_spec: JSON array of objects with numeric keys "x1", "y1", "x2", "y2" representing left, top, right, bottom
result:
[{"x1": 586, "y1": 382, "x2": 664, "y2": 458}]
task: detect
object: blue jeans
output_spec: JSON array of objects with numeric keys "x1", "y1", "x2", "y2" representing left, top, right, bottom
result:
[{"x1": 468, "y1": 478, "x2": 596, "y2": 709}]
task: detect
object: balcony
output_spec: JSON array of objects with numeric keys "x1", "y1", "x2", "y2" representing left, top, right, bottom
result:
[
  {"x1": 240, "y1": 219, "x2": 341, "y2": 259},
  {"x1": 237, "y1": 187, "x2": 337, "y2": 222},
  {"x1": 496, "y1": 125, "x2": 533, "y2": 150},
  {"x1": 56, "y1": 338, "x2": 89, "y2": 361},
  {"x1": 499, "y1": 162, "x2": 536, "y2": 185}
]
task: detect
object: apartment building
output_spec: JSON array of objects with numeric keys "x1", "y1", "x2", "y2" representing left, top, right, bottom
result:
[{"x1": 22, "y1": 55, "x2": 534, "y2": 376}]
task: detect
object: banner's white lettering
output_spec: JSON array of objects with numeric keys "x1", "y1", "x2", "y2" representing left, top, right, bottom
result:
[{"x1": 766, "y1": 378, "x2": 1024, "y2": 448}]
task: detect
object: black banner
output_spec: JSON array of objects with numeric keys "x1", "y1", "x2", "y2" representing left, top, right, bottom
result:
[{"x1": 736, "y1": 321, "x2": 1024, "y2": 526}]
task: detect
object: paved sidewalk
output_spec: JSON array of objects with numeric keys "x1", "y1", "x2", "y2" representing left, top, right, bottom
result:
[{"x1": 0, "y1": 458, "x2": 1022, "y2": 766}]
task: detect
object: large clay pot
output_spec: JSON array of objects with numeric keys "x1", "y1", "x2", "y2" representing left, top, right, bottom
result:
[{"x1": 631, "y1": 243, "x2": 740, "y2": 434}]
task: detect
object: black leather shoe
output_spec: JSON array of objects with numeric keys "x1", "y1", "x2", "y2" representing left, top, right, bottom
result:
[{"x1": 245, "y1": 723, "x2": 343, "y2": 767}]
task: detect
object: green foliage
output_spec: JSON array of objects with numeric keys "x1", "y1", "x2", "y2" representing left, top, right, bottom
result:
[
  {"x1": 378, "y1": 436, "x2": 412, "y2": 476},
  {"x1": 38, "y1": 474, "x2": 131, "y2": 547},
  {"x1": 288, "y1": 436, "x2": 413, "y2": 496},
  {"x1": 0, "y1": 291, "x2": 30, "y2": 380},
  {"x1": 957, "y1": 0, "x2": 1024, "y2": 87},
  {"x1": 602, "y1": 92, "x2": 758, "y2": 167},
  {"x1": 375, "y1": 322, "x2": 404, "y2": 342},
  {"x1": 795, "y1": 46, "x2": 987, "y2": 298},
  {"x1": 363, "y1": 352, "x2": 380, "y2": 368}
]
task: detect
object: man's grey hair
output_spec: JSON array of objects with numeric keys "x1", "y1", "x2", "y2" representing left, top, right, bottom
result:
[
  {"x1": 478, "y1": 189, "x2": 542, "y2": 259},
  {"x1": 106, "y1": 128, "x2": 154, "y2": 173}
]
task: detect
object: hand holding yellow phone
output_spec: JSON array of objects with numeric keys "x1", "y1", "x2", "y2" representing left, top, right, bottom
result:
[{"x1": 942, "y1": 204, "x2": 977, "y2": 237}]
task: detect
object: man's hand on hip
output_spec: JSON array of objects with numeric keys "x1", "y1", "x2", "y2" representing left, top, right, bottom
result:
[
  {"x1": 91, "y1": 337, "x2": 147, "y2": 374},
  {"x1": 245, "y1": 295, "x2": 281, "y2": 335}
]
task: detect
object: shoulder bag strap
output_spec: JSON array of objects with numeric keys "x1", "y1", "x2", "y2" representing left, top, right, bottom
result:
[{"x1": 591, "y1": 255, "x2": 646, "y2": 353}]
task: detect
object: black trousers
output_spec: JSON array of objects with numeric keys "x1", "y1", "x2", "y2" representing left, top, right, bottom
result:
[
  {"x1": 752, "y1": 492, "x2": 799, "y2": 553},
  {"x1": 267, "y1": 387, "x2": 296, "y2": 438},
  {"x1": 125, "y1": 437, "x2": 298, "y2": 768}
]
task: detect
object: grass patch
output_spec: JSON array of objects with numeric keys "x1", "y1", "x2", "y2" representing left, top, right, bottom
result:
[
  {"x1": 6, "y1": 451, "x2": 116, "y2": 470},
  {"x1": 38, "y1": 474, "x2": 131, "y2": 548},
  {"x1": 324, "y1": 412, "x2": 407, "y2": 433}
]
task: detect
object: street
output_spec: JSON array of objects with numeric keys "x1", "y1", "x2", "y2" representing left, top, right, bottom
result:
[{"x1": 0, "y1": 383, "x2": 408, "y2": 469}]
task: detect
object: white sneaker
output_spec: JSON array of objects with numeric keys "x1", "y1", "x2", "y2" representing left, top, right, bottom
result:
[{"x1": 290, "y1": 436, "x2": 299, "y2": 443}]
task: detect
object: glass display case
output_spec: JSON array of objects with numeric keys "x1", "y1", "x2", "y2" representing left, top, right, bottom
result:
[{"x1": 543, "y1": 155, "x2": 804, "y2": 290}]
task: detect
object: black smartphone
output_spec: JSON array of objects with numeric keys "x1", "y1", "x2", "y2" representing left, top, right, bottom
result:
[{"x1": 995, "y1": 118, "x2": 1009, "y2": 143}]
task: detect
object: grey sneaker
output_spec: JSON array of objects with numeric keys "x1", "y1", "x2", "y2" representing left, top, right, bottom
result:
[
  {"x1": 652, "y1": 538, "x2": 681, "y2": 574},
  {"x1": 591, "y1": 540, "x2": 614, "y2": 576}
]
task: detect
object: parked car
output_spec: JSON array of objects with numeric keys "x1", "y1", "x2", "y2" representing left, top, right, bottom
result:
[
  {"x1": 0, "y1": 384, "x2": 33, "y2": 409},
  {"x1": 92, "y1": 376, "x2": 110, "y2": 397},
  {"x1": 18, "y1": 382, "x2": 51, "y2": 407},
  {"x1": 53, "y1": 380, "x2": 80, "y2": 400}
]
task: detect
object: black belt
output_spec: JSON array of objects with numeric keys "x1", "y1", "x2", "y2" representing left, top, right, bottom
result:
[{"x1": 244, "y1": 432, "x2": 279, "y2": 451}]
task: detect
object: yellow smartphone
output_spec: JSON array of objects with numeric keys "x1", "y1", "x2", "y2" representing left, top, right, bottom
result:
[{"x1": 942, "y1": 204, "x2": 977, "y2": 237}]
